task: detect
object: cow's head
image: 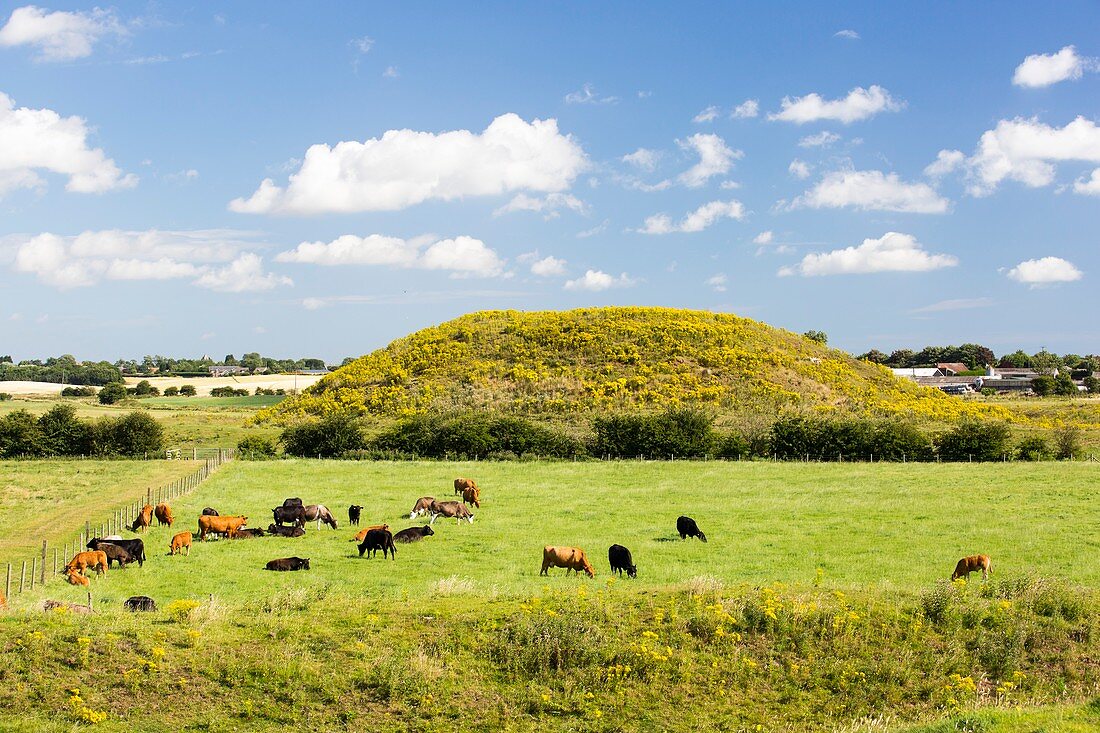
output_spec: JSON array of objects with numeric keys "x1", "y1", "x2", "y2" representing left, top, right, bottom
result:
[
  {"x1": 422, "y1": 526, "x2": 435, "y2": 536},
  {"x1": 303, "y1": 558, "x2": 311, "y2": 570},
  {"x1": 583, "y1": 558, "x2": 596, "y2": 578},
  {"x1": 626, "y1": 564, "x2": 637, "y2": 579}
]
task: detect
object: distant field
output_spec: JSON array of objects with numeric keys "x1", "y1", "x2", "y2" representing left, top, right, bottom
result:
[
  {"x1": 12, "y1": 460, "x2": 1100, "y2": 609},
  {"x1": 0, "y1": 460, "x2": 200, "y2": 559},
  {"x1": 0, "y1": 374, "x2": 323, "y2": 396},
  {"x1": 140, "y1": 395, "x2": 285, "y2": 408}
]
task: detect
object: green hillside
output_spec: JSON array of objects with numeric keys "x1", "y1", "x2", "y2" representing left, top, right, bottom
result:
[{"x1": 260, "y1": 307, "x2": 1012, "y2": 425}]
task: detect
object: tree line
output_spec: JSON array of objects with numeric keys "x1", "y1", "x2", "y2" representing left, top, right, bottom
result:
[
  {"x1": 0, "y1": 404, "x2": 164, "y2": 458},
  {"x1": 856, "y1": 344, "x2": 1098, "y2": 374}
]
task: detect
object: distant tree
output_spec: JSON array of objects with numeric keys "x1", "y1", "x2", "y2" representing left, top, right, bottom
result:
[
  {"x1": 103, "y1": 411, "x2": 165, "y2": 456},
  {"x1": 179, "y1": 384, "x2": 197, "y2": 397},
  {"x1": 999, "y1": 350, "x2": 1031, "y2": 368},
  {"x1": 241, "y1": 352, "x2": 264, "y2": 370},
  {"x1": 133, "y1": 380, "x2": 158, "y2": 397},
  {"x1": 1030, "y1": 376, "x2": 1054, "y2": 396},
  {"x1": 163, "y1": 386, "x2": 179, "y2": 396},
  {"x1": 341, "y1": 356, "x2": 357, "y2": 367},
  {"x1": 0, "y1": 409, "x2": 44, "y2": 457},
  {"x1": 859, "y1": 349, "x2": 888, "y2": 364},
  {"x1": 887, "y1": 349, "x2": 915, "y2": 367},
  {"x1": 0, "y1": 355, "x2": 11, "y2": 363},
  {"x1": 936, "y1": 420, "x2": 1011, "y2": 462},
  {"x1": 958, "y1": 343, "x2": 996, "y2": 370},
  {"x1": 98, "y1": 382, "x2": 128, "y2": 405},
  {"x1": 38, "y1": 404, "x2": 93, "y2": 456},
  {"x1": 1053, "y1": 373, "x2": 1079, "y2": 396},
  {"x1": 1083, "y1": 376, "x2": 1099, "y2": 394},
  {"x1": 1054, "y1": 425, "x2": 1082, "y2": 460},
  {"x1": 223, "y1": 354, "x2": 238, "y2": 366},
  {"x1": 1031, "y1": 350, "x2": 1061, "y2": 375},
  {"x1": 301, "y1": 358, "x2": 327, "y2": 370}
]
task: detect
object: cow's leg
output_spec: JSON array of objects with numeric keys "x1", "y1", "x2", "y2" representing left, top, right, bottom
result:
[{"x1": 429, "y1": 513, "x2": 437, "y2": 525}]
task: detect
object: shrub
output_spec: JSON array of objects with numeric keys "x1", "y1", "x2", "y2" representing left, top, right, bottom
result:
[
  {"x1": 99, "y1": 412, "x2": 165, "y2": 457},
  {"x1": 770, "y1": 417, "x2": 933, "y2": 461},
  {"x1": 1030, "y1": 375, "x2": 1054, "y2": 396},
  {"x1": 211, "y1": 386, "x2": 249, "y2": 397},
  {"x1": 237, "y1": 435, "x2": 276, "y2": 459},
  {"x1": 179, "y1": 384, "x2": 197, "y2": 396},
  {"x1": 1053, "y1": 373, "x2": 1079, "y2": 396},
  {"x1": 37, "y1": 404, "x2": 93, "y2": 456},
  {"x1": 591, "y1": 409, "x2": 715, "y2": 458},
  {"x1": 1053, "y1": 424, "x2": 1081, "y2": 460},
  {"x1": 1014, "y1": 436, "x2": 1050, "y2": 461},
  {"x1": 163, "y1": 386, "x2": 179, "y2": 396},
  {"x1": 60, "y1": 386, "x2": 96, "y2": 397},
  {"x1": 0, "y1": 393, "x2": 11, "y2": 401},
  {"x1": 1083, "y1": 375, "x2": 1098, "y2": 394},
  {"x1": 372, "y1": 413, "x2": 582, "y2": 458},
  {"x1": 714, "y1": 430, "x2": 753, "y2": 459},
  {"x1": 281, "y1": 414, "x2": 365, "y2": 457},
  {"x1": 936, "y1": 419, "x2": 1011, "y2": 462},
  {"x1": 97, "y1": 382, "x2": 128, "y2": 405},
  {"x1": 133, "y1": 380, "x2": 160, "y2": 397},
  {"x1": 0, "y1": 409, "x2": 45, "y2": 457}
]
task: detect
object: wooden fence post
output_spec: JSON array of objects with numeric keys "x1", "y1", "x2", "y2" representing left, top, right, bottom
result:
[
  {"x1": 30, "y1": 558, "x2": 36, "y2": 589},
  {"x1": 19, "y1": 560, "x2": 26, "y2": 593},
  {"x1": 40, "y1": 541, "x2": 46, "y2": 585},
  {"x1": 5, "y1": 563, "x2": 10, "y2": 599},
  {"x1": 53, "y1": 548, "x2": 58, "y2": 577}
]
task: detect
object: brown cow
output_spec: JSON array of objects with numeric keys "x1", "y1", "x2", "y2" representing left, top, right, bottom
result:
[
  {"x1": 350, "y1": 524, "x2": 390, "y2": 542},
  {"x1": 409, "y1": 497, "x2": 435, "y2": 519},
  {"x1": 154, "y1": 503, "x2": 174, "y2": 527},
  {"x1": 461, "y1": 485, "x2": 481, "y2": 508},
  {"x1": 540, "y1": 546, "x2": 595, "y2": 578},
  {"x1": 198, "y1": 514, "x2": 248, "y2": 541},
  {"x1": 952, "y1": 554, "x2": 992, "y2": 581},
  {"x1": 65, "y1": 551, "x2": 108, "y2": 577},
  {"x1": 429, "y1": 500, "x2": 474, "y2": 525},
  {"x1": 66, "y1": 570, "x2": 90, "y2": 587},
  {"x1": 169, "y1": 531, "x2": 192, "y2": 556},
  {"x1": 454, "y1": 477, "x2": 477, "y2": 495},
  {"x1": 129, "y1": 504, "x2": 154, "y2": 533}
]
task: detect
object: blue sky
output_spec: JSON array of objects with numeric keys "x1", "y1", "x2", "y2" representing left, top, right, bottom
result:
[{"x1": 1, "y1": 2, "x2": 1097, "y2": 362}]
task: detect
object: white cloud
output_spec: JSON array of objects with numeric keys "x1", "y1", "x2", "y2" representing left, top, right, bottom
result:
[
  {"x1": 792, "y1": 169, "x2": 949, "y2": 213},
  {"x1": 493, "y1": 192, "x2": 587, "y2": 219},
  {"x1": 194, "y1": 253, "x2": 292, "y2": 293},
  {"x1": 621, "y1": 147, "x2": 660, "y2": 171},
  {"x1": 1012, "y1": 45, "x2": 1095, "y2": 88},
  {"x1": 706, "y1": 273, "x2": 727, "y2": 292},
  {"x1": 9, "y1": 228, "x2": 283, "y2": 290},
  {"x1": 577, "y1": 219, "x2": 609, "y2": 238},
  {"x1": 0, "y1": 5, "x2": 123, "y2": 61},
  {"x1": 382, "y1": 65, "x2": 398, "y2": 78},
  {"x1": 789, "y1": 159, "x2": 811, "y2": 179},
  {"x1": 564, "y1": 83, "x2": 618, "y2": 105},
  {"x1": 1074, "y1": 168, "x2": 1100, "y2": 195},
  {"x1": 909, "y1": 297, "x2": 994, "y2": 314},
  {"x1": 530, "y1": 255, "x2": 567, "y2": 277},
  {"x1": 923, "y1": 149, "x2": 965, "y2": 178},
  {"x1": 693, "y1": 105, "x2": 720, "y2": 123},
  {"x1": 230, "y1": 113, "x2": 586, "y2": 215},
  {"x1": 1005, "y1": 256, "x2": 1082, "y2": 287},
  {"x1": 563, "y1": 269, "x2": 636, "y2": 291},
  {"x1": 798, "y1": 131, "x2": 841, "y2": 148},
  {"x1": 753, "y1": 230, "x2": 774, "y2": 245},
  {"x1": 0, "y1": 92, "x2": 136, "y2": 196},
  {"x1": 778, "y1": 232, "x2": 957, "y2": 277},
  {"x1": 677, "y1": 133, "x2": 742, "y2": 187},
  {"x1": 277, "y1": 233, "x2": 505, "y2": 278},
  {"x1": 351, "y1": 35, "x2": 374, "y2": 54},
  {"x1": 302, "y1": 297, "x2": 325, "y2": 310},
  {"x1": 719, "y1": 180, "x2": 740, "y2": 190},
  {"x1": 731, "y1": 99, "x2": 759, "y2": 119},
  {"x1": 638, "y1": 199, "x2": 745, "y2": 235},
  {"x1": 963, "y1": 116, "x2": 1100, "y2": 196},
  {"x1": 834, "y1": 29, "x2": 860, "y2": 40},
  {"x1": 769, "y1": 85, "x2": 903, "y2": 124}
]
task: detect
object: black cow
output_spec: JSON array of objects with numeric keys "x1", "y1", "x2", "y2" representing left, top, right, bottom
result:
[
  {"x1": 348, "y1": 505, "x2": 363, "y2": 526},
  {"x1": 87, "y1": 537, "x2": 146, "y2": 566},
  {"x1": 267, "y1": 524, "x2": 305, "y2": 538},
  {"x1": 265, "y1": 557, "x2": 310, "y2": 571},
  {"x1": 677, "y1": 516, "x2": 707, "y2": 543},
  {"x1": 124, "y1": 596, "x2": 157, "y2": 612},
  {"x1": 358, "y1": 529, "x2": 396, "y2": 559},
  {"x1": 272, "y1": 505, "x2": 305, "y2": 527},
  {"x1": 233, "y1": 528, "x2": 266, "y2": 538},
  {"x1": 97, "y1": 543, "x2": 134, "y2": 569},
  {"x1": 201, "y1": 507, "x2": 219, "y2": 516},
  {"x1": 393, "y1": 526, "x2": 434, "y2": 543},
  {"x1": 608, "y1": 544, "x2": 637, "y2": 578},
  {"x1": 282, "y1": 497, "x2": 303, "y2": 508}
]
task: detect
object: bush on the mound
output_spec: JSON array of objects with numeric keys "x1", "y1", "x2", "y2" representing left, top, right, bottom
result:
[
  {"x1": 372, "y1": 413, "x2": 583, "y2": 459},
  {"x1": 238, "y1": 435, "x2": 277, "y2": 459},
  {"x1": 592, "y1": 408, "x2": 716, "y2": 458},
  {"x1": 281, "y1": 414, "x2": 365, "y2": 457},
  {"x1": 936, "y1": 419, "x2": 1011, "y2": 462}
]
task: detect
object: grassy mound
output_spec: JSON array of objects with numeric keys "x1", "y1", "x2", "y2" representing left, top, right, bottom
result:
[{"x1": 260, "y1": 307, "x2": 1013, "y2": 426}]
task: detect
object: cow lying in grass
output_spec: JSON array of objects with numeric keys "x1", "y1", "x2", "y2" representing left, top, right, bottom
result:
[
  {"x1": 268, "y1": 524, "x2": 305, "y2": 538},
  {"x1": 952, "y1": 554, "x2": 992, "y2": 581},
  {"x1": 358, "y1": 529, "x2": 396, "y2": 559},
  {"x1": 125, "y1": 596, "x2": 157, "y2": 612},
  {"x1": 394, "y1": 526, "x2": 434, "y2": 543},
  {"x1": 429, "y1": 500, "x2": 474, "y2": 525},
  {"x1": 233, "y1": 528, "x2": 266, "y2": 539},
  {"x1": 541, "y1": 546, "x2": 595, "y2": 578},
  {"x1": 265, "y1": 557, "x2": 310, "y2": 571},
  {"x1": 66, "y1": 571, "x2": 89, "y2": 586}
]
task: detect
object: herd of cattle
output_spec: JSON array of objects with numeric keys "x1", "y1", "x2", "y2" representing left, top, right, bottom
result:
[{"x1": 55, "y1": 476, "x2": 994, "y2": 606}]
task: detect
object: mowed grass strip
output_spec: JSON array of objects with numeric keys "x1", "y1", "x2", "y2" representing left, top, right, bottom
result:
[
  {"x1": 0, "y1": 460, "x2": 201, "y2": 559},
  {"x1": 14, "y1": 460, "x2": 1100, "y2": 609}
]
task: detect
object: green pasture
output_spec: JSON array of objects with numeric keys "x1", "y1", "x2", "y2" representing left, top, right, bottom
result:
[
  {"x1": 140, "y1": 395, "x2": 285, "y2": 409},
  {"x1": 11, "y1": 459, "x2": 1100, "y2": 610}
]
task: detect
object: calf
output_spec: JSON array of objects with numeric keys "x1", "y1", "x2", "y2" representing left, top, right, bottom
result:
[
  {"x1": 97, "y1": 543, "x2": 134, "y2": 568},
  {"x1": 66, "y1": 571, "x2": 89, "y2": 587},
  {"x1": 952, "y1": 554, "x2": 992, "y2": 581},
  {"x1": 541, "y1": 546, "x2": 595, "y2": 578},
  {"x1": 169, "y1": 531, "x2": 192, "y2": 556},
  {"x1": 88, "y1": 537, "x2": 145, "y2": 566},
  {"x1": 348, "y1": 505, "x2": 363, "y2": 526},
  {"x1": 265, "y1": 557, "x2": 311, "y2": 571},
  {"x1": 393, "y1": 526, "x2": 435, "y2": 543},
  {"x1": 608, "y1": 544, "x2": 637, "y2": 578},
  {"x1": 429, "y1": 500, "x2": 474, "y2": 525},
  {"x1": 350, "y1": 524, "x2": 390, "y2": 542},
  {"x1": 124, "y1": 596, "x2": 157, "y2": 612},
  {"x1": 233, "y1": 528, "x2": 266, "y2": 539},
  {"x1": 461, "y1": 486, "x2": 481, "y2": 508},
  {"x1": 65, "y1": 551, "x2": 108, "y2": 577},
  {"x1": 409, "y1": 497, "x2": 436, "y2": 519},
  {"x1": 677, "y1": 516, "x2": 707, "y2": 543},
  {"x1": 358, "y1": 529, "x2": 396, "y2": 559},
  {"x1": 154, "y1": 503, "x2": 173, "y2": 527},
  {"x1": 267, "y1": 524, "x2": 305, "y2": 538},
  {"x1": 129, "y1": 504, "x2": 154, "y2": 533}
]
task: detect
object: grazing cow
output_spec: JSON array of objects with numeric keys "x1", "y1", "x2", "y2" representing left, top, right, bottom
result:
[
  {"x1": 154, "y1": 503, "x2": 173, "y2": 527},
  {"x1": 608, "y1": 544, "x2": 637, "y2": 578},
  {"x1": 272, "y1": 504, "x2": 305, "y2": 528},
  {"x1": 124, "y1": 596, "x2": 157, "y2": 612},
  {"x1": 129, "y1": 504, "x2": 154, "y2": 533},
  {"x1": 677, "y1": 516, "x2": 707, "y2": 543},
  {"x1": 350, "y1": 524, "x2": 390, "y2": 542},
  {"x1": 265, "y1": 557, "x2": 311, "y2": 571},
  {"x1": 201, "y1": 507, "x2": 219, "y2": 516},
  {"x1": 96, "y1": 543, "x2": 134, "y2": 569},
  {"x1": 393, "y1": 526, "x2": 435, "y2": 543},
  {"x1": 454, "y1": 478, "x2": 478, "y2": 495},
  {"x1": 303, "y1": 504, "x2": 338, "y2": 530},
  {"x1": 198, "y1": 514, "x2": 247, "y2": 541},
  {"x1": 282, "y1": 497, "x2": 304, "y2": 508},
  {"x1": 267, "y1": 524, "x2": 305, "y2": 538},
  {"x1": 88, "y1": 538, "x2": 146, "y2": 566},
  {"x1": 65, "y1": 551, "x2": 108, "y2": 577},
  {"x1": 358, "y1": 529, "x2": 396, "y2": 559},
  {"x1": 952, "y1": 554, "x2": 993, "y2": 581},
  {"x1": 409, "y1": 497, "x2": 436, "y2": 519},
  {"x1": 169, "y1": 531, "x2": 192, "y2": 556},
  {"x1": 348, "y1": 505, "x2": 363, "y2": 526},
  {"x1": 66, "y1": 571, "x2": 89, "y2": 587},
  {"x1": 233, "y1": 528, "x2": 266, "y2": 538},
  {"x1": 540, "y1": 546, "x2": 595, "y2": 578},
  {"x1": 428, "y1": 500, "x2": 474, "y2": 525},
  {"x1": 461, "y1": 486, "x2": 481, "y2": 509}
]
